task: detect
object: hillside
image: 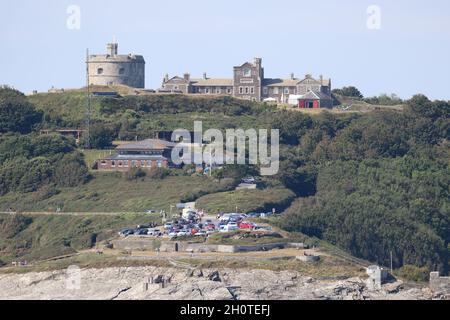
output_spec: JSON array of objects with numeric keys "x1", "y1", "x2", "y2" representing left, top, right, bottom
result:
[
  {"x1": 0, "y1": 212, "x2": 161, "y2": 264},
  {"x1": 1, "y1": 87, "x2": 449, "y2": 275}
]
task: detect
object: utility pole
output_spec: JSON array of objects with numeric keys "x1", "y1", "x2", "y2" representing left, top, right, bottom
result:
[
  {"x1": 85, "y1": 48, "x2": 91, "y2": 150},
  {"x1": 390, "y1": 251, "x2": 393, "y2": 273}
]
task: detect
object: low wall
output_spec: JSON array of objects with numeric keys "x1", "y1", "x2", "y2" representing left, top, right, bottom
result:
[
  {"x1": 112, "y1": 239, "x2": 159, "y2": 251},
  {"x1": 113, "y1": 239, "x2": 289, "y2": 254},
  {"x1": 430, "y1": 272, "x2": 450, "y2": 294}
]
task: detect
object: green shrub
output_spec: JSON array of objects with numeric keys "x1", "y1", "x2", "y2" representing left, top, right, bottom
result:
[{"x1": 395, "y1": 265, "x2": 430, "y2": 282}]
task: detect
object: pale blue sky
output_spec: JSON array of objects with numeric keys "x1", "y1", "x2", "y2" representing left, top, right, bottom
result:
[{"x1": 1, "y1": 0, "x2": 450, "y2": 99}]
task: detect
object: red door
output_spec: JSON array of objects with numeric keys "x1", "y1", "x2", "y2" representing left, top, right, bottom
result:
[
  {"x1": 299, "y1": 100, "x2": 305, "y2": 108},
  {"x1": 313, "y1": 100, "x2": 319, "y2": 109}
]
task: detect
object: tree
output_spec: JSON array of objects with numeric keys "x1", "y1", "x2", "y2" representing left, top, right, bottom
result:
[
  {"x1": 53, "y1": 152, "x2": 90, "y2": 187},
  {"x1": 82, "y1": 123, "x2": 115, "y2": 149},
  {"x1": 332, "y1": 86, "x2": 364, "y2": 99},
  {"x1": 0, "y1": 86, "x2": 42, "y2": 134}
]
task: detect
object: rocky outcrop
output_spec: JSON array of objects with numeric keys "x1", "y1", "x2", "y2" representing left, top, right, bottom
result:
[{"x1": 0, "y1": 267, "x2": 433, "y2": 300}]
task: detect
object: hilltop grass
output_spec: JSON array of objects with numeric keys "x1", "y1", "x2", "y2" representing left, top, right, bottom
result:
[
  {"x1": 0, "y1": 172, "x2": 235, "y2": 213},
  {"x1": 196, "y1": 188, "x2": 296, "y2": 214}
]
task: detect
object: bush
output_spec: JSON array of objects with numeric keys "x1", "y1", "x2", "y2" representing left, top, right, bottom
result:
[
  {"x1": 0, "y1": 86, "x2": 42, "y2": 134},
  {"x1": 395, "y1": 265, "x2": 430, "y2": 282},
  {"x1": 125, "y1": 168, "x2": 147, "y2": 181},
  {"x1": 147, "y1": 168, "x2": 170, "y2": 180}
]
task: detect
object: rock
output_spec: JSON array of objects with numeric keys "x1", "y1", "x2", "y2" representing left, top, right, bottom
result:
[
  {"x1": 153, "y1": 275, "x2": 164, "y2": 284},
  {"x1": 185, "y1": 269, "x2": 194, "y2": 277},
  {"x1": 383, "y1": 281, "x2": 403, "y2": 294},
  {"x1": 208, "y1": 271, "x2": 221, "y2": 282},
  {"x1": 0, "y1": 267, "x2": 433, "y2": 300},
  {"x1": 193, "y1": 269, "x2": 204, "y2": 277}
]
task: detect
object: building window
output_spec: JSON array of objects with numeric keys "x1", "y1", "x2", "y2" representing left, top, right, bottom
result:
[
  {"x1": 97, "y1": 68, "x2": 104, "y2": 75},
  {"x1": 118, "y1": 161, "x2": 123, "y2": 167},
  {"x1": 263, "y1": 87, "x2": 268, "y2": 95},
  {"x1": 147, "y1": 160, "x2": 152, "y2": 167},
  {"x1": 111, "y1": 161, "x2": 116, "y2": 167},
  {"x1": 174, "y1": 86, "x2": 179, "y2": 90},
  {"x1": 141, "y1": 160, "x2": 145, "y2": 167},
  {"x1": 205, "y1": 88, "x2": 210, "y2": 94},
  {"x1": 284, "y1": 88, "x2": 290, "y2": 94},
  {"x1": 119, "y1": 68, "x2": 125, "y2": 75},
  {"x1": 250, "y1": 87, "x2": 255, "y2": 94},
  {"x1": 227, "y1": 88, "x2": 232, "y2": 94},
  {"x1": 245, "y1": 87, "x2": 249, "y2": 94},
  {"x1": 274, "y1": 87, "x2": 279, "y2": 94},
  {"x1": 243, "y1": 68, "x2": 251, "y2": 77},
  {"x1": 239, "y1": 87, "x2": 243, "y2": 94},
  {"x1": 124, "y1": 160, "x2": 129, "y2": 167},
  {"x1": 216, "y1": 88, "x2": 221, "y2": 94},
  {"x1": 157, "y1": 160, "x2": 162, "y2": 168}
]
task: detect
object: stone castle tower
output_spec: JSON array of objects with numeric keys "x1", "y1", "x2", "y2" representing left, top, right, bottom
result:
[{"x1": 88, "y1": 43, "x2": 145, "y2": 88}]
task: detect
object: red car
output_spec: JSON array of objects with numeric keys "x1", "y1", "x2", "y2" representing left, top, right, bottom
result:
[
  {"x1": 205, "y1": 224, "x2": 216, "y2": 230},
  {"x1": 239, "y1": 222, "x2": 254, "y2": 229}
]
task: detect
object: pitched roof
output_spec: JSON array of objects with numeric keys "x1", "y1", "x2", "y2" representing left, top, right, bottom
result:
[
  {"x1": 116, "y1": 139, "x2": 176, "y2": 151},
  {"x1": 190, "y1": 78, "x2": 233, "y2": 87},
  {"x1": 300, "y1": 91, "x2": 332, "y2": 100},
  {"x1": 263, "y1": 78, "x2": 300, "y2": 87}
]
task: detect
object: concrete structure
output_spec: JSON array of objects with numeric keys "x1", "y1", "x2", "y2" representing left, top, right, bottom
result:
[
  {"x1": 112, "y1": 239, "x2": 290, "y2": 253},
  {"x1": 296, "y1": 255, "x2": 320, "y2": 263},
  {"x1": 430, "y1": 272, "x2": 450, "y2": 295},
  {"x1": 160, "y1": 58, "x2": 332, "y2": 107},
  {"x1": 88, "y1": 43, "x2": 145, "y2": 88},
  {"x1": 366, "y1": 265, "x2": 388, "y2": 291}
]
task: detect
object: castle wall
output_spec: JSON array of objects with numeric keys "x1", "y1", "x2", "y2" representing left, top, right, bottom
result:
[{"x1": 88, "y1": 43, "x2": 145, "y2": 88}]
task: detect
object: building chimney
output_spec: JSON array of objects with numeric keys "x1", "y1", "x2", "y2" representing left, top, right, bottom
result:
[
  {"x1": 107, "y1": 43, "x2": 118, "y2": 57},
  {"x1": 290, "y1": 73, "x2": 295, "y2": 80},
  {"x1": 183, "y1": 73, "x2": 191, "y2": 81},
  {"x1": 203, "y1": 72, "x2": 207, "y2": 80},
  {"x1": 305, "y1": 74, "x2": 312, "y2": 79},
  {"x1": 164, "y1": 74, "x2": 169, "y2": 83},
  {"x1": 320, "y1": 75, "x2": 324, "y2": 83}
]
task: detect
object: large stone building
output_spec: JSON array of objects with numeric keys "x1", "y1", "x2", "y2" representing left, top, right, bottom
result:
[
  {"x1": 160, "y1": 58, "x2": 332, "y2": 108},
  {"x1": 88, "y1": 43, "x2": 145, "y2": 88}
]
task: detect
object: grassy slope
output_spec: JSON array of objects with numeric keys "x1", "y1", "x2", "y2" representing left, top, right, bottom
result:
[
  {"x1": 0, "y1": 212, "x2": 161, "y2": 264},
  {"x1": 196, "y1": 188, "x2": 296, "y2": 214},
  {"x1": 0, "y1": 173, "x2": 235, "y2": 213}
]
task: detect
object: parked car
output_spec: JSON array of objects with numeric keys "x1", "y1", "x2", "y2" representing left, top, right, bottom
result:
[
  {"x1": 247, "y1": 212, "x2": 260, "y2": 218},
  {"x1": 147, "y1": 228, "x2": 162, "y2": 236},
  {"x1": 205, "y1": 224, "x2": 216, "y2": 230},
  {"x1": 242, "y1": 177, "x2": 256, "y2": 184},
  {"x1": 195, "y1": 231, "x2": 207, "y2": 236},
  {"x1": 177, "y1": 231, "x2": 189, "y2": 237},
  {"x1": 145, "y1": 209, "x2": 156, "y2": 214},
  {"x1": 119, "y1": 229, "x2": 134, "y2": 237},
  {"x1": 135, "y1": 228, "x2": 148, "y2": 235},
  {"x1": 164, "y1": 222, "x2": 173, "y2": 229},
  {"x1": 220, "y1": 224, "x2": 239, "y2": 233},
  {"x1": 239, "y1": 222, "x2": 255, "y2": 229}
]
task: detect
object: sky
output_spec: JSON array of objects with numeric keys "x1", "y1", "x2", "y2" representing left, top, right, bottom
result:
[{"x1": 1, "y1": 0, "x2": 450, "y2": 99}]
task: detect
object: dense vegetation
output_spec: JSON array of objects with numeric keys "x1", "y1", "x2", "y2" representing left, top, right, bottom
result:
[{"x1": 277, "y1": 95, "x2": 450, "y2": 272}]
